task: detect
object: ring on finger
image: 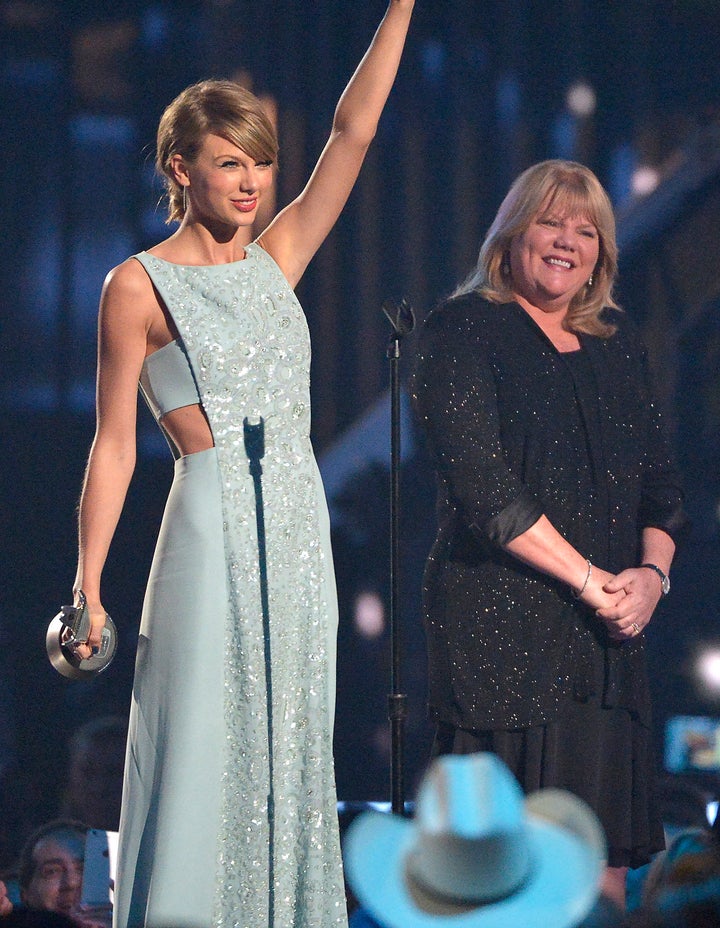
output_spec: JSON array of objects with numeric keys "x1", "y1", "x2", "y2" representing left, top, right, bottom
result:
[{"x1": 631, "y1": 622, "x2": 641, "y2": 635}]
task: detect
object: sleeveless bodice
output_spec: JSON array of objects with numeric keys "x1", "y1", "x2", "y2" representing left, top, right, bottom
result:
[
  {"x1": 136, "y1": 242, "x2": 313, "y2": 452},
  {"x1": 140, "y1": 338, "x2": 200, "y2": 419}
]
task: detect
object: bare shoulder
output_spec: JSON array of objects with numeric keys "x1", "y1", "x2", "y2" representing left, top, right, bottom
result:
[
  {"x1": 102, "y1": 256, "x2": 155, "y2": 302},
  {"x1": 99, "y1": 256, "x2": 162, "y2": 332}
]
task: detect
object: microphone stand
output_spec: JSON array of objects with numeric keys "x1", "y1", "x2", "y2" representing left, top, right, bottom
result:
[
  {"x1": 381, "y1": 299, "x2": 415, "y2": 816},
  {"x1": 243, "y1": 417, "x2": 275, "y2": 927}
]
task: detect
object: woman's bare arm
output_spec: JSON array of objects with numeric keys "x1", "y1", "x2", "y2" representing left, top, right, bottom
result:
[
  {"x1": 504, "y1": 514, "x2": 626, "y2": 613},
  {"x1": 260, "y1": 0, "x2": 414, "y2": 286},
  {"x1": 73, "y1": 260, "x2": 153, "y2": 652}
]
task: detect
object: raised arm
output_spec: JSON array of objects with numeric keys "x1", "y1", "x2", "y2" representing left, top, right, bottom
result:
[
  {"x1": 72, "y1": 261, "x2": 151, "y2": 653},
  {"x1": 260, "y1": 0, "x2": 414, "y2": 286}
]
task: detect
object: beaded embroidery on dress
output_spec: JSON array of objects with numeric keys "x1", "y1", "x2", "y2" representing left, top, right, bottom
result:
[{"x1": 122, "y1": 243, "x2": 347, "y2": 928}]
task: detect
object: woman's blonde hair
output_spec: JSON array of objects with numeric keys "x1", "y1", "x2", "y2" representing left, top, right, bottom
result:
[
  {"x1": 455, "y1": 160, "x2": 620, "y2": 337},
  {"x1": 156, "y1": 79, "x2": 279, "y2": 224}
]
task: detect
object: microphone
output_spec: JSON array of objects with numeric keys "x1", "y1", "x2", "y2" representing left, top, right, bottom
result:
[{"x1": 382, "y1": 299, "x2": 415, "y2": 337}]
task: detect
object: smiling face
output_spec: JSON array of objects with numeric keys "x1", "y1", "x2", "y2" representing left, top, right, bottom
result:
[
  {"x1": 173, "y1": 132, "x2": 274, "y2": 235},
  {"x1": 508, "y1": 206, "x2": 600, "y2": 316},
  {"x1": 157, "y1": 80, "x2": 279, "y2": 224}
]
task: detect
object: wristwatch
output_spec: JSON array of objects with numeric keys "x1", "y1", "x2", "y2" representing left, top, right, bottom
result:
[{"x1": 641, "y1": 563, "x2": 670, "y2": 595}]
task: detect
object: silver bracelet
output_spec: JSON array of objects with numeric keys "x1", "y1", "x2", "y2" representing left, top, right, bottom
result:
[{"x1": 572, "y1": 559, "x2": 592, "y2": 599}]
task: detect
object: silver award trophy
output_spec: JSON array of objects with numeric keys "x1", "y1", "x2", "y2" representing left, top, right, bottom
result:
[{"x1": 46, "y1": 590, "x2": 118, "y2": 680}]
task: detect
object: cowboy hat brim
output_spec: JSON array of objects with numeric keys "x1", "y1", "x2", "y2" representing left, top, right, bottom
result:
[{"x1": 344, "y1": 807, "x2": 602, "y2": 928}]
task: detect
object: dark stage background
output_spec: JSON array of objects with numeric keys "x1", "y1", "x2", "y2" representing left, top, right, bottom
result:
[{"x1": 2, "y1": 0, "x2": 720, "y2": 864}]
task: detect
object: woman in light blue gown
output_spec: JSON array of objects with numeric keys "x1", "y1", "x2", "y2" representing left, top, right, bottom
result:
[{"x1": 70, "y1": 4, "x2": 415, "y2": 926}]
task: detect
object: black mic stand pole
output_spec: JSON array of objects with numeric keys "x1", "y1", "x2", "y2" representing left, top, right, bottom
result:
[{"x1": 382, "y1": 299, "x2": 415, "y2": 816}]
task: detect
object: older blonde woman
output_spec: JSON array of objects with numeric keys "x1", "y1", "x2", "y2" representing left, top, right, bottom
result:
[{"x1": 412, "y1": 160, "x2": 688, "y2": 906}]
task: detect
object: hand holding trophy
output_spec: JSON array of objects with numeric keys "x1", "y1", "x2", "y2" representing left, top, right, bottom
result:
[{"x1": 46, "y1": 590, "x2": 118, "y2": 679}]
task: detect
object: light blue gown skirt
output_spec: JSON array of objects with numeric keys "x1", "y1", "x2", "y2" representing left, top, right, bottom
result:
[{"x1": 116, "y1": 448, "x2": 226, "y2": 928}]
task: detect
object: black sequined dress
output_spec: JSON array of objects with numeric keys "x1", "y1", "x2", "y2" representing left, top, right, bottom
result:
[{"x1": 411, "y1": 295, "x2": 688, "y2": 867}]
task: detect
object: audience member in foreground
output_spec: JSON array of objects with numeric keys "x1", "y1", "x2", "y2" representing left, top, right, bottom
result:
[
  {"x1": 58, "y1": 717, "x2": 127, "y2": 833},
  {"x1": 5, "y1": 821, "x2": 111, "y2": 928},
  {"x1": 0, "y1": 881, "x2": 13, "y2": 917},
  {"x1": 344, "y1": 752, "x2": 613, "y2": 928},
  {"x1": 625, "y1": 822, "x2": 720, "y2": 927}
]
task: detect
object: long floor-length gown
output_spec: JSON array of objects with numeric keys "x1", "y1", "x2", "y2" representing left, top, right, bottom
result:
[{"x1": 113, "y1": 243, "x2": 348, "y2": 928}]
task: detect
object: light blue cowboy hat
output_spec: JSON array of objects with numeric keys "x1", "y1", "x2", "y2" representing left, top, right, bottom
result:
[{"x1": 344, "y1": 752, "x2": 607, "y2": 928}]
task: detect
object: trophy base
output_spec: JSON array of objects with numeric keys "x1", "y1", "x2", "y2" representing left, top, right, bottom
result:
[{"x1": 46, "y1": 613, "x2": 118, "y2": 680}]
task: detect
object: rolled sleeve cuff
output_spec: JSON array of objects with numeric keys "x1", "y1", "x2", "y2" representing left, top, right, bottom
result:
[
  {"x1": 472, "y1": 488, "x2": 544, "y2": 547},
  {"x1": 642, "y1": 508, "x2": 692, "y2": 549}
]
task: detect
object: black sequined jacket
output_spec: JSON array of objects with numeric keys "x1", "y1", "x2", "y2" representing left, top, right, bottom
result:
[{"x1": 411, "y1": 293, "x2": 688, "y2": 730}]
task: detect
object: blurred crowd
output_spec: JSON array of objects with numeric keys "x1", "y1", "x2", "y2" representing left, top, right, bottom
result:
[
  {"x1": 3, "y1": 732, "x2": 720, "y2": 928},
  {"x1": 0, "y1": 717, "x2": 125, "y2": 928}
]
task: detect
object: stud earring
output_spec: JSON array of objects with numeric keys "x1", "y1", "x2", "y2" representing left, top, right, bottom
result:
[{"x1": 587, "y1": 273, "x2": 594, "y2": 288}]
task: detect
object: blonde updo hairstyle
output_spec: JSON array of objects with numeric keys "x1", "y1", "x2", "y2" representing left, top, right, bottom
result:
[
  {"x1": 156, "y1": 79, "x2": 279, "y2": 224},
  {"x1": 455, "y1": 160, "x2": 620, "y2": 337}
]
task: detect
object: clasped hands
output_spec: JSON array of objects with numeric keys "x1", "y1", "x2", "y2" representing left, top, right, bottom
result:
[{"x1": 577, "y1": 565, "x2": 663, "y2": 641}]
